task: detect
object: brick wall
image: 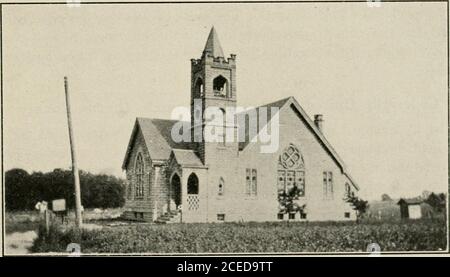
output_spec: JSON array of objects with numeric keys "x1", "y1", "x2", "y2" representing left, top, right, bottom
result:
[{"x1": 123, "y1": 128, "x2": 155, "y2": 221}]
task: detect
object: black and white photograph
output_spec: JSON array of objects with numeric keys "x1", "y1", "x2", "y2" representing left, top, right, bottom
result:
[{"x1": 0, "y1": 0, "x2": 448, "y2": 257}]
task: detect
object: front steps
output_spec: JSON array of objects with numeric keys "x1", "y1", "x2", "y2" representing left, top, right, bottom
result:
[{"x1": 155, "y1": 210, "x2": 181, "y2": 224}]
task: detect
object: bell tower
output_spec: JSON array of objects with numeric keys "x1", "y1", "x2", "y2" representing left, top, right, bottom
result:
[{"x1": 190, "y1": 27, "x2": 238, "y2": 165}]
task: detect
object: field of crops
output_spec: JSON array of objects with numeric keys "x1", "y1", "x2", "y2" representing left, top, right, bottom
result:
[{"x1": 31, "y1": 218, "x2": 447, "y2": 254}]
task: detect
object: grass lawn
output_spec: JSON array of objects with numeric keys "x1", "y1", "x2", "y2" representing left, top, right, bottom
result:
[
  {"x1": 30, "y1": 218, "x2": 447, "y2": 254},
  {"x1": 5, "y1": 211, "x2": 42, "y2": 234},
  {"x1": 5, "y1": 209, "x2": 123, "y2": 234}
]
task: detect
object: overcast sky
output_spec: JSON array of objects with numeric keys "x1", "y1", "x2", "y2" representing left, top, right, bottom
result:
[{"x1": 2, "y1": 3, "x2": 447, "y2": 200}]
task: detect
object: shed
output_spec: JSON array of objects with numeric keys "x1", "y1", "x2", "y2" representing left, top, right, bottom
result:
[{"x1": 397, "y1": 198, "x2": 433, "y2": 219}]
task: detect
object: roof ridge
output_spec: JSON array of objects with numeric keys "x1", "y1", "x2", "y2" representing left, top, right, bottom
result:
[
  {"x1": 236, "y1": 96, "x2": 292, "y2": 116},
  {"x1": 136, "y1": 117, "x2": 189, "y2": 123},
  {"x1": 136, "y1": 117, "x2": 170, "y2": 121}
]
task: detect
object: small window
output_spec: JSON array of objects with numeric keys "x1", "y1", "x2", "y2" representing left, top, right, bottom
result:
[
  {"x1": 245, "y1": 168, "x2": 257, "y2": 196},
  {"x1": 217, "y1": 214, "x2": 225, "y2": 221},
  {"x1": 245, "y1": 169, "x2": 251, "y2": 195},
  {"x1": 323, "y1": 171, "x2": 333, "y2": 199},
  {"x1": 218, "y1": 177, "x2": 225, "y2": 196},
  {"x1": 345, "y1": 183, "x2": 351, "y2": 198},
  {"x1": 300, "y1": 213, "x2": 307, "y2": 219},
  {"x1": 344, "y1": 212, "x2": 350, "y2": 218},
  {"x1": 277, "y1": 213, "x2": 284, "y2": 220},
  {"x1": 251, "y1": 169, "x2": 257, "y2": 196},
  {"x1": 289, "y1": 213, "x2": 295, "y2": 220},
  {"x1": 219, "y1": 108, "x2": 226, "y2": 145},
  {"x1": 126, "y1": 175, "x2": 132, "y2": 200}
]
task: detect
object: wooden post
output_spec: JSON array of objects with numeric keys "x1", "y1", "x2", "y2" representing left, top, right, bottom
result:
[
  {"x1": 45, "y1": 209, "x2": 50, "y2": 234},
  {"x1": 64, "y1": 76, "x2": 83, "y2": 228}
]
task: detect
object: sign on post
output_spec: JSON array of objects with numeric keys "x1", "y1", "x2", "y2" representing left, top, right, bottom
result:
[
  {"x1": 52, "y1": 199, "x2": 67, "y2": 224},
  {"x1": 35, "y1": 201, "x2": 50, "y2": 233},
  {"x1": 52, "y1": 199, "x2": 66, "y2": 212}
]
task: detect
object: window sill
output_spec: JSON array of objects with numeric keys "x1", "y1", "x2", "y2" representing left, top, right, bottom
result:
[
  {"x1": 213, "y1": 91, "x2": 227, "y2": 97},
  {"x1": 207, "y1": 95, "x2": 235, "y2": 101}
]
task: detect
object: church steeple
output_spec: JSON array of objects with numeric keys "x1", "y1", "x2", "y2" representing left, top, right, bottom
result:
[
  {"x1": 191, "y1": 26, "x2": 236, "y2": 102},
  {"x1": 203, "y1": 27, "x2": 225, "y2": 58},
  {"x1": 190, "y1": 27, "x2": 238, "y2": 164}
]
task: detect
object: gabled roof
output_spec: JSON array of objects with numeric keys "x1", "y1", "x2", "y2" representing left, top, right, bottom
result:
[
  {"x1": 237, "y1": 97, "x2": 291, "y2": 150},
  {"x1": 397, "y1": 198, "x2": 423, "y2": 205},
  {"x1": 122, "y1": 118, "x2": 193, "y2": 169},
  {"x1": 122, "y1": 97, "x2": 360, "y2": 190},
  {"x1": 170, "y1": 149, "x2": 204, "y2": 168},
  {"x1": 237, "y1": 96, "x2": 359, "y2": 190},
  {"x1": 203, "y1": 26, "x2": 225, "y2": 58}
]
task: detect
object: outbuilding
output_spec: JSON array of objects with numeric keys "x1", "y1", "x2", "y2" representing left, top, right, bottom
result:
[{"x1": 397, "y1": 198, "x2": 433, "y2": 219}]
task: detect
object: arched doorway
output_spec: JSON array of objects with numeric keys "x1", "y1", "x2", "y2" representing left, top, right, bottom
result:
[{"x1": 170, "y1": 174, "x2": 181, "y2": 209}]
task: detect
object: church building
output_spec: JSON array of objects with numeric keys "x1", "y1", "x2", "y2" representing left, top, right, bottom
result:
[{"x1": 121, "y1": 27, "x2": 360, "y2": 223}]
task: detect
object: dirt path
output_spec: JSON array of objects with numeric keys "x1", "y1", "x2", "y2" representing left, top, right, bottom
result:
[{"x1": 5, "y1": 231, "x2": 37, "y2": 255}]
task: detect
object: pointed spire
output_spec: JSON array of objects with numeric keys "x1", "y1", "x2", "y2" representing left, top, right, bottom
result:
[{"x1": 203, "y1": 26, "x2": 225, "y2": 58}]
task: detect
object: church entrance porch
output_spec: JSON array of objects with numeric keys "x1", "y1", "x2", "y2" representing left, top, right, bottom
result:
[
  {"x1": 165, "y1": 169, "x2": 208, "y2": 223},
  {"x1": 162, "y1": 171, "x2": 204, "y2": 223}
]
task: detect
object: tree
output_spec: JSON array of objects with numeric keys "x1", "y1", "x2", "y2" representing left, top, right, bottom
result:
[
  {"x1": 5, "y1": 168, "x2": 30, "y2": 210},
  {"x1": 344, "y1": 192, "x2": 369, "y2": 221},
  {"x1": 421, "y1": 190, "x2": 432, "y2": 200},
  {"x1": 381, "y1": 194, "x2": 392, "y2": 201},
  {"x1": 5, "y1": 168, "x2": 126, "y2": 211},
  {"x1": 425, "y1": 192, "x2": 446, "y2": 213},
  {"x1": 278, "y1": 185, "x2": 307, "y2": 217}
]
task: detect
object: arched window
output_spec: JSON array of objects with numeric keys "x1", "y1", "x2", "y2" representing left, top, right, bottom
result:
[
  {"x1": 187, "y1": 173, "x2": 199, "y2": 194},
  {"x1": 219, "y1": 108, "x2": 226, "y2": 145},
  {"x1": 194, "y1": 78, "x2": 204, "y2": 98},
  {"x1": 135, "y1": 153, "x2": 145, "y2": 199},
  {"x1": 277, "y1": 144, "x2": 305, "y2": 197},
  {"x1": 218, "y1": 177, "x2": 225, "y2": 196},
  {"x1": 126, "y1": 175, "x2": 132, "y2": 200},
  {"x1": 345, "y1": 183, "x2": 351, "y2": 198},
  {"x1": 213, "y1": 75, "x2": 228, "y2": 97}
]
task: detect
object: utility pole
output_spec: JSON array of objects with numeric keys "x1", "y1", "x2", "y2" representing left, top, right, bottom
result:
[{"x1": 64, "y1": 76, "x2": 83, "y2": 228}]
